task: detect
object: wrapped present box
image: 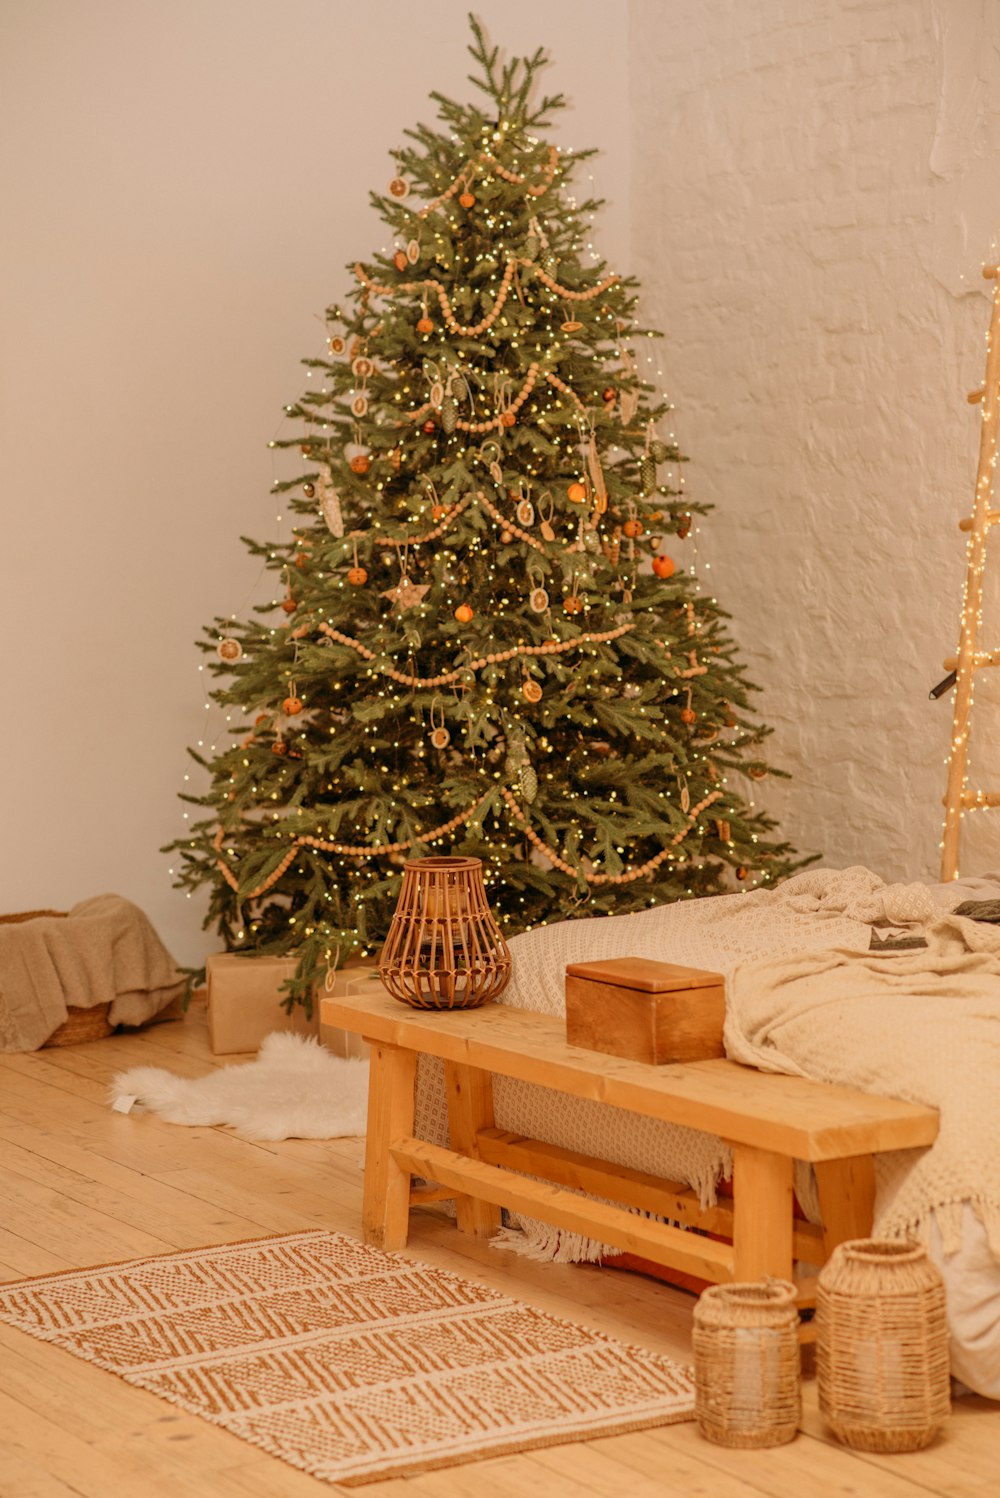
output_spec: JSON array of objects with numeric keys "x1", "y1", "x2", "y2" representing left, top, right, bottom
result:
[{"x1": 206, "y1": 952, "x2": 377, "y2": 1057}]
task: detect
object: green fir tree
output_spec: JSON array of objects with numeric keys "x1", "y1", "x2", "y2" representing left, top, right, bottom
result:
[{"x1": 165, "y1": 18, "x2": 804, "y2": 1004}]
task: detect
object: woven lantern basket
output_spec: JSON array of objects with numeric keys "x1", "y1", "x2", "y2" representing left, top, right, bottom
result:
[
  {"x1": 378, "y1": 856, "x2": 512, "y2": 1010},
  {"x1": 0, "y1": 910, "x2": 113, "y2": 1046},
  {"x1": 816, "y1": 1238, "x2": 951, "y2": 1452},
  {"x1": 692, "y1": 1279, "x2": 801, "y2": 1448}
]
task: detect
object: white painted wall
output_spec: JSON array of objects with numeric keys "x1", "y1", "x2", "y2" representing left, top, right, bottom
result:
[
  {"x1": 0, "y1": 0, "x2": 631, "y2": 965},
  {"x1": 630, "y1": 0, "x2": 1000, "y2": 884}
]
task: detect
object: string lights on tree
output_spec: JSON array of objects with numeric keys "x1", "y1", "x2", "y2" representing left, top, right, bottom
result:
[{"x1": 164, "y1": 16, "x2": 803, "y2": 1003}]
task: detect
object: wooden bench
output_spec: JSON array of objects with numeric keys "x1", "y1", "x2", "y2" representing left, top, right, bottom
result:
[{"x1": 321, "y1": 982, "x2": 939, "y2": 1324}]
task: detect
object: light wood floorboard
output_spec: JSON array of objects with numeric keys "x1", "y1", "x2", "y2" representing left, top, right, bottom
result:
[{"x1": 0, "y1": 1003, "x2": 995, "y2": 1496}]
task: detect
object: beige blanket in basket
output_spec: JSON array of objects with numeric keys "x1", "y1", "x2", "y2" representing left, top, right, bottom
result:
[
  {"x1": 725, "y1": 909, "x2": 1000, "y2": 1260},
  {"x1": 0, "y1": 895, "x2": 186, "y2": 1052}
]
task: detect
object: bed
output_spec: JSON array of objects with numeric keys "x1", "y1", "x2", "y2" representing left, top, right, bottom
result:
[{"x1": 414, "y1": 865, "x2": 1000, "y2": 1398}]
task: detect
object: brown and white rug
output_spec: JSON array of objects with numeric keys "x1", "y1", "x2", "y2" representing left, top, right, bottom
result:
[{"x1": 0, "y1": 1229, "x2": 694, "y2": 1486}]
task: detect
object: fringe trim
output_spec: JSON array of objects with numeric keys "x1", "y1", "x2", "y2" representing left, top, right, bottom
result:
[{"x1": 878, "y1": 1195, "x2": 1000, "y2": 1262}]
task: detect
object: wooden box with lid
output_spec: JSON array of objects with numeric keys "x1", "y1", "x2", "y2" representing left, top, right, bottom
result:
[{"x1": 564, "y1": 956, "x2": 726, "y2": 1065}]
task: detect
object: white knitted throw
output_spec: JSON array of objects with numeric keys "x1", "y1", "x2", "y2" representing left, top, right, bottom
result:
[
  {"x1": 414, "y1": 865, "x2": 977, "y2": 1261},
  {"x1": 726, "y1": 904, "x2": 1000, "y2": 1261}
]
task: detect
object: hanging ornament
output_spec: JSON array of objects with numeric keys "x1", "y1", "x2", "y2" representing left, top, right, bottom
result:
[
  {"x1": 567, "y1": 481, "x2": 587, "y2": 504},
  {"x1": 650, "y1": 439, "x2": 669, "y2": 464},
  {"x1": 406, "y1": 239, "x2": 421, "y2": 264},
  {"x1": 539, "y1": 249, "x2": 558, "y2": 274},
  {"x1": 715, "y1": 819, "x2": 732, "y2": 842},
  {"x1": 427, "y1": 697, "x2": 451, "y2": 750},
  {"x1": 351, "y1": 393, "x2": 369, "y2": 418},
  {"x1": 623, "y1": 516, "x2": 644, "y2": 539},
  {"x1": 421, "y1": 418, "x2": 437, "y2": 435},
  {"x1": 539, "y1": 493, "x2": 556, "y2": 542},
  {"x1": 349, "y1": 453, "x2": 370, "y2": 475},
  {"x1": 452, "y1": 375, "x2": 468, "y2": 400},
  {"x1": 351, "y1": 356, "x2": 373, "y2": 381},
  {"x1": 417, "y1": 290, "x2": 433, "y2": 336},
  {"x1": 454, "y1": 603, "x2": 474, "y2": 624},
  {"x1": 602, "y1": 530, "x2": 622, "y2": 566},
  {"x1": 441, "y1": 395, "x2": 458, "y2": 433},
  {"x1": 302, "y1": 482, "x2": 316, "y2": 499},
  {"x1": 640, "y1": 454, "x2": 657, "y2": 493},
  {"x1": 602, "y1": 387, "x2": 616, "y2": 404},
  {"x1": 520, "y1": 763, "x2": 538, "y2": 803},
  {"x1": 382, "y1": 575, "x2": 430, "y2": 611},
  {"x1": 500, "y1": 529, "x2": 514, "y2": 544},
  {"x1": 516, "y1": 497, "x2": 534, "y2": 527},
  {"x1": 328, "y1": 335, "x2": 346, "y2": 355},
  {"x1": 393, "y1": 250, "x2": 408, "y2": 272},
  {"x1": 281, "y1": 597, "x2": 297, "y2": 614},
  {"x1": 677, "y1": 512, "x2": 692, "y2": 539},
  {"x1": 735, "y1": 866, "x2": 749, "y2": 881},
  {"x1": 747, "y1": 763, "x2": 769, "y2": 781},
  {"x1": 388, "y1": 176, "x2": 410, "y2": 199},
  {"x1": 522, "y1": 678, "x2": 542, "y2": 703},
  {"x1": 652, "y1": 555, "x2": 676, "y2": 579},
  {"x1": 680, "y1": 781, "x2": 691, "y2": 813},
  {"x1": 459, "y1": 190, "x2": 476, "y2": 209},
  {"x1": 680, "y1": 707, "x2": 697, "y2": 725},
  {"x1": 563, "y1": 595, "x2": 584, "y2": 615},
  {"x1": 217, "y1": 637, "x2": 243, "y2": 663},
  {"x1": 347, "y1": 567, "x2": 367, "y2": 586},
  {"x1": 529, "y1": 585, "x2": 549, "y2": 613},
  {"x1": 318, "y1": 468, "x2": 344, "y2": 537},
  {"x1": 272, "y1": 740, "x2": 288, "y2": 757},
  {"x1": 283, "y1": 692, "x2": 303, "y2": 715},
  {"x1": 561, "y1": 311, "x2": 583, "y2": 335}
]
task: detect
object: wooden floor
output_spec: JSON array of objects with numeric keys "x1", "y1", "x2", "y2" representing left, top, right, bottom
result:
[{"x1": 0, "y1": 1006, "x2": 997, "y2": 1498}]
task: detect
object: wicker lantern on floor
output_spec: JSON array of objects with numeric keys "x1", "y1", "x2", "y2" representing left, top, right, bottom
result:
[
  {"x1": 816, "y1": 1238, "x2": 951, "y2": 1452},
  {"x1": 378, "y1": 856, "x2": 512, "y2": 1010},
  {"x1": 692, "y1": 1279, "x2": 801, "y2": 1448}
]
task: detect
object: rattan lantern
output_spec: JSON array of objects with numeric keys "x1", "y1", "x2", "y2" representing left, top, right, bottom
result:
[
  {"x1": 692, "y1": 1279, "x2": 801, "y2": 1448},
  {"x1": 816, "y1": 1238, "x2": 951, "y2": 1452},
  {"x1": 378, "y1": 856, "x2": 512, "y2": 1010}
]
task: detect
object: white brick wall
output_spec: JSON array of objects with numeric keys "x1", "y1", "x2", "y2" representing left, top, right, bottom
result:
[{"x1": 629, "y1": 0, "x2": 1000, "y2": 882}]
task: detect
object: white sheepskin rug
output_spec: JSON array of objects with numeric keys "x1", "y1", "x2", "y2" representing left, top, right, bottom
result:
[{"x1": 108, "y1": 1033, "x2": 369, "y2": 1141}]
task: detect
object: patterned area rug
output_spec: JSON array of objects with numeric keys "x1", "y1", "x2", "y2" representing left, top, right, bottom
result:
[{"x1": 0, "y1": 1229, "x2": 694, "y2": 1486}]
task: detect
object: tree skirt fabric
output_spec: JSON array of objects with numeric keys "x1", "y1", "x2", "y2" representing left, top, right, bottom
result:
[{"x1": 0, "y1": 1230, "x2": 694, "y2": 1486}]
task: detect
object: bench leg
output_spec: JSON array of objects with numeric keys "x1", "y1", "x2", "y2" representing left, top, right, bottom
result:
[
  {"x1": 814, "y1": 1154, "x2": 876, "y2": 1259},
  {"x1": 363, "y1": 1041, "x2": 418, "y2": 1252},
  {"x1": 730, "y1": 1145, "x2": 794, "y2": 1283},
  {"x1": 443, "y1": 1060, "x2": 503, "y2": 1238}
]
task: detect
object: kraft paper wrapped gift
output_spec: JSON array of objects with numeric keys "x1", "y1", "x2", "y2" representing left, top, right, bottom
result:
[{"x1": 206, "y1": 952, "x2": 375, "y2": 1057}]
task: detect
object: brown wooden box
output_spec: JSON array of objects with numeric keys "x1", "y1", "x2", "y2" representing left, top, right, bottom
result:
[{"x1": 564, "y1": 956, "x2": 726, "y2": 1065}]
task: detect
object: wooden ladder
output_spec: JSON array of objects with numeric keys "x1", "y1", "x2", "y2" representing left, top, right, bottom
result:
[{"x1": 940, "y1": 264, "x2": 1000, "y2": 880}]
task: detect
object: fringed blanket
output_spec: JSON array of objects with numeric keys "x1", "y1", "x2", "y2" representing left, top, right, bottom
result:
[
  {"x1": 0, "y1": 895, "x2": 185, "y2": 1052},
  {"x1": 726, "y1": 908, "x2": 1000, "y2": 1260},
  {"x1": 415, "y1": 866, "x2": 1000, "y2": 1263}
]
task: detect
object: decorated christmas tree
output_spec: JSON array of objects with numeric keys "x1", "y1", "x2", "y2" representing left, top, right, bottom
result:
[{"x1": 166, "y1": 19, "x2": 803, "y2": 1003}]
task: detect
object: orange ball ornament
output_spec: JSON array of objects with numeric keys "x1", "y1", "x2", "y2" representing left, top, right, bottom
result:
[
  {"x1": 347, "y1": 566, "x2": 368, "y2": 586},
  {"x1": 563, "y1": 596, "x2": 584, "y2": 615},
  {"x1": 500, "y1": 411, "x2": 516, "y2": 428},
  {"x1": 431, "y1": 504, "x2": 446, "y2": 521},
  {"x1": 459, "y1": 191, "x2": 476, "y2": 209},
  {"x1": 282, "y1": 696, "x2": 303, "y2": 716},
  {"x1": 416, "y1": 317, "x2": 434, "y2": 335},
  {"x1": 567, "y1": 482, "x2": 587, "y2": 503},
  {"x1": 454, "y1": 603, "x2": 474, "y2": 624},
  {"x1": 652, "y1": 555, "x2": 676, "y2": 579},
  {"x1": 680, "y1": 707, "x2": 697, "y2": 725},
  {"x1": 294, "y1": 551, "x2": 308, "y2": 569},
  {"x1": 393, "y1": 250, "x2": 408, "y2": 271},
  {"x1": 602, "y1": 387, "x2": 616, "y2": 403},
  {"x1": 500, "y1": 529, "x2": 513, "y2": 544},
  {"x1": 422, "y1": 419, "x2": 437, "y2": 434},
  {"x1": 623, "y1": 519, "x2": 644, "y2": 538},
  {"x1": 280, "y1": 598, "x2": 297, "y2": 614},
  {"x1": 272, "y1": 741, "x2": 288, "y2": 757},
  {"x1": 349, "y1": 454, "x2": 370, "y2": 475}
]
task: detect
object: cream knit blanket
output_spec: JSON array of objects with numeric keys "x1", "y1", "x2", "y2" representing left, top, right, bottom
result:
[
  {"x1": 726, "y1": 906, "x2": 1000, "y2": 1261},
  {"x1": 415, "y1": 866, "x2": 988, "y2": 1259}
]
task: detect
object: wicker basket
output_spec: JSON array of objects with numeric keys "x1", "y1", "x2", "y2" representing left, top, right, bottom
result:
[
  {"x1": 0, "y1": 910, "x2": 114, "y2": 1047},
  {"x1": 816, "y1": 1238, "x2": 951, "y2": 1452},
  {"x1": 692, "y1": 1279, "x2": 801, "y2": 1448}
]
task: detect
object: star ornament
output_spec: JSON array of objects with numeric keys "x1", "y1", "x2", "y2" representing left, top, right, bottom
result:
[{"x1": 381, "y1": 575, "x2": 430, "y2": 612}]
